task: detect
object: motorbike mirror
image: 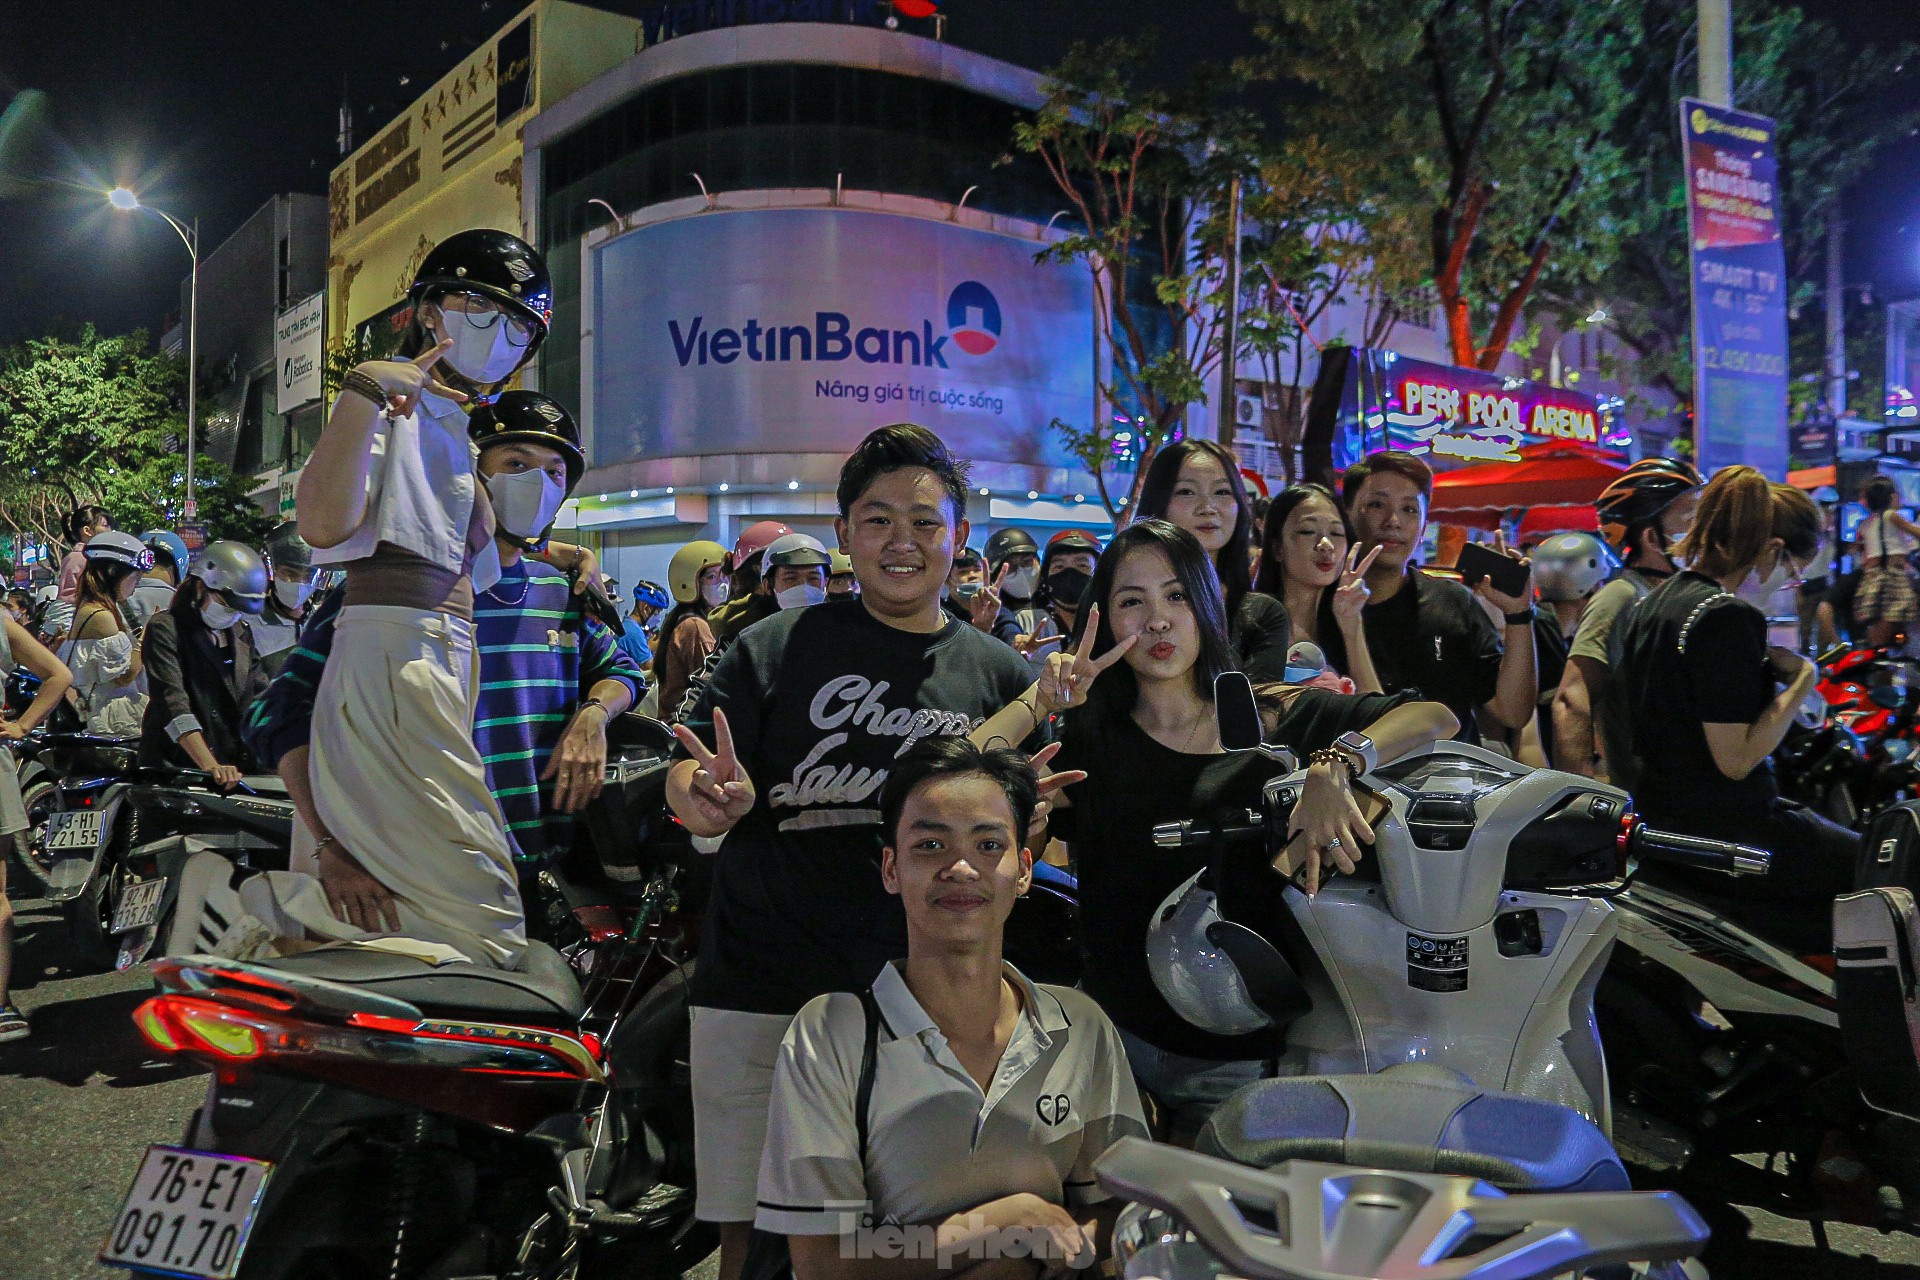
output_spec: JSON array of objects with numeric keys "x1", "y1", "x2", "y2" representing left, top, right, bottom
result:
[
  {"x1": 1871, "y1": 685, "x2": 1905, "y2": 710},
  {"x1": 1215, "y1": 671, "x2": 1264, "y2": 752}
]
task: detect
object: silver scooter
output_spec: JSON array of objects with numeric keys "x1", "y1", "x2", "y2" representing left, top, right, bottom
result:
[{"x1": 1123, "y1": 674, "x2": 1756, "y2": 1278}]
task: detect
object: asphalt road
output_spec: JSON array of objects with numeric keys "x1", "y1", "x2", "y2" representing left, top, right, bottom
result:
[{"x1": 2, "y1": 886, "x2": 1917, "y2": 1279}]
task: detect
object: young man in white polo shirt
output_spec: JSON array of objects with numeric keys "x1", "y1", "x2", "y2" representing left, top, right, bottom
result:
[{"x1": 756, "y1": 738, "x2": 1147, "y2": 1280}]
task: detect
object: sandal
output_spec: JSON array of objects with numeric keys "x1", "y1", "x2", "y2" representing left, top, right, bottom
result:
[{"x1": 0, "y1": 1003, "x2": 28, "y2": 1043}]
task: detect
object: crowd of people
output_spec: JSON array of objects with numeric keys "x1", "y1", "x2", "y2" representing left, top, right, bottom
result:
[{"x1": 0, "y1": 222, "x2": 1896, "y2": 1276}]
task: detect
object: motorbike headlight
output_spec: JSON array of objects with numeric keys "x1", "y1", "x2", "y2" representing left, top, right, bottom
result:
[{"x1": 1112, "y1": 1203, "x2": 1227, "y2": 1280}]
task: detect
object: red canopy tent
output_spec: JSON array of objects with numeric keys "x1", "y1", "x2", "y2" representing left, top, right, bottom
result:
[
  {"x1": 1516, "y1": 505, "x2": 1600, "y2": 540},
  {"x1": 1428, "y1": 443, "x2": 1627, "y2": 530}
]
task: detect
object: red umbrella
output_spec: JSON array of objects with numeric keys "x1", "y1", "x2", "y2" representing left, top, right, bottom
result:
[
  {"x1": 1428, "y1": 444, "x2": 1627, "y2": 526},
  {"x1": 1516, "y1": 504, "x2": 1600, "y2": 540}
]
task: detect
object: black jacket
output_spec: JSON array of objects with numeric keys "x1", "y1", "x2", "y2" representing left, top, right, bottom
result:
[{"x1": 140, "y1": 606, "x2": 268, "y2": 772}]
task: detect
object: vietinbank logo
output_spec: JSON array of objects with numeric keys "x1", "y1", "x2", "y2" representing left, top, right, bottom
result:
[
  {"x1": 946, "y1": 281, "x2": 1001, "y2": 355},
  {"x1": 666, "y1": 280, "x2": 1003, "y2": 371}
]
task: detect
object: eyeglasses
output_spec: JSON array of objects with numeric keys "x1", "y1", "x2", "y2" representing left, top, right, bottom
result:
[{"x1": 436, "y1": 291, "x2": 536, "y2": 348}]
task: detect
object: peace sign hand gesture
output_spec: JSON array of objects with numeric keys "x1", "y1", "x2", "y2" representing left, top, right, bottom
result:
[
  {"x1": 969, "y1": 564, "x2": 1007, "y2": 633},
  {"x1": 1034, "y1": 605, "x2": 1136, "y2": 714},
  {"x1": 1331, "y1": 544, "x2": 1383, "y2": 627},
  {"x1": 357, "y1": 338, "x2": 469, "y2": 418},
  {"x1": 671, "y1": 707, "x2": 756, "y2": 832}
]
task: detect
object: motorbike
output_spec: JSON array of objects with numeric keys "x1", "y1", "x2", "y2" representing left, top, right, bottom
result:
[{"x1": 6, "y1": 729, "x2": 129, "y2": 895}]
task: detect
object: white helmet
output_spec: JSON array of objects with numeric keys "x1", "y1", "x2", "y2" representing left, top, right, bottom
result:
[
  {"x1": 187, "y1": 540, "x2": 269, "y2": 615},
  {"x1": 83, "y1": 530, "x2": 156, "y2": 573},
  {"x1": 1530, "y1": 533, "x2": 1619, "y2": 604},
  {"x1": 1145, "y1": 870, "x2": 1311, "y2": 1036}
]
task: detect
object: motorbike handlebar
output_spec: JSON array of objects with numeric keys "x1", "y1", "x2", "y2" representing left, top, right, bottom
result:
[
  {"x1": 1624, "y1": 823, "x2": 1770, "y2": 877},
  {"x1": 1151, "y1": 810, "x2": 1265, "y2": 850}
]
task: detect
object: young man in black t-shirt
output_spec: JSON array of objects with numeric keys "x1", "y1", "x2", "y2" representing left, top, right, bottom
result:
[
  {"x1": 667, "y1": 425, "x2": 1033, "y2": 1280},
  {"x1": 1332, "y1": 451, "x2": 1537, "y2": 744}
]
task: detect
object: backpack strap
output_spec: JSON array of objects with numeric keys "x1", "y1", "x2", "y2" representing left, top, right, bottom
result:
[{"x1": 854, "y1": 986, "x2": 886, "y2": 1165}]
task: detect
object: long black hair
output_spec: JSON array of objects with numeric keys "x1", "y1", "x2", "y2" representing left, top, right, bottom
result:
[
  {"x1": 1135, "y1": 439, "x2": 1255, "y2": 625},
  {"x1": 75, "y1": 559, "x2": 138, "y2": 633},
  {"x1": 1072, "y1": 520, "x2": 1238, "y2": 717},
  {"x1": 1254, "y1": 483, "x2": 1352, "y2": 645}
]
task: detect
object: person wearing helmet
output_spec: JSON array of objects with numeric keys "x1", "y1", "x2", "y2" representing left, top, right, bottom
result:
[
  {"x1": 669, "y1": 531, "x2": 833, "y2": 722},
  {"x1": 246, "y1": 392, "x2": 642, "y2": 954},
  {"x1": 245, "y1": 521, "x2": 325, "y2": 675},
  {"x1": 1518, "y1": 531, "x2": 1620, "y2": 768},
  {"x1": 656, "y1": 540, "x2": 729, "y2": 721},
  {"x1": 64, "y1": 531, "x2": 156, "y2": 737},
  {"x1": 756, "y1": 737, "x2": 1148, "y2": 1273},
  {"x1": 125, "y1": 529, "x2": 189, "y2": 634},
  {"x1": 665, "y1": 426, "x2": 1032, "y2": 1273},
  {"x1": 825, "y1": 549, "x2": 857, "y2": 602},
  {"x1": 1010, "y1": 529, "x2": 1102, "y2": 678},
  {"x1": 1552, "y1": 457, "x2": 1702, "y2": 780},
  {"x1": 984, "y1": 526, "x2": 1041, "y2": 611},
  {"x1": 944, "y1": 544, "x2": 1022, "y2": 646},
  {"x1": 617, "y1": 580, "x2": 673, "y2": 673},
  {"x1": 289, "y1": 230, "x2": 572, "y2": 970},
  {"x1": 707, "y1": 520, "x2": 793, "y2": 645},
  {"x1": 55, "y1": 504, "x2": 114, "y2": 607},
  {"x1": 139, "y1": 540, "x2": 269, "y2": 786},
  {"x1": 763, "y1": 533, "x2": 831, "y2": 611}
]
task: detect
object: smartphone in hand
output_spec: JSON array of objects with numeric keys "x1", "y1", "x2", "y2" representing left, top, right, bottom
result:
[{"x1": 1455, "y1": 542, "x2": 1530, "y2": 599}]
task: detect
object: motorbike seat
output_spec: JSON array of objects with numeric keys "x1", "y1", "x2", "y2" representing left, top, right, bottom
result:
[
  {"x1": 1197, "y1": 1063, "x2": 1629, "y2": 1195},
  {"x1": 266, "y1": 939, "x2": 585, "y2": 1027}
]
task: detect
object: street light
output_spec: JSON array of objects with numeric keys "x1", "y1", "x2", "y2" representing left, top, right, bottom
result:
[{"x1": 109, "y1": 186, "x2": 200, "y2": 520}]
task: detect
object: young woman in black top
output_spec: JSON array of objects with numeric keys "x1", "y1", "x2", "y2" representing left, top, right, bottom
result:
[
  {"x1": 1616, "y1": 465, "x2": 1856, "y2": 953},
  {"x1": 972, "y1": 521, "x2": 1456, "y2": 1138},
  {"x1": 1136, "y1": 441, "x2": 1291, "y2": 681},
  {"x1": 1254, "y1": 483, "x2": 1384, "y2": 691}
]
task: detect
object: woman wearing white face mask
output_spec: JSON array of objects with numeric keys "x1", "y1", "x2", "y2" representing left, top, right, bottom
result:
[
  {"x1": 656, "y1": 541, "x2": 728, "y2": 722},
  {"x1": 1614, "y1": 466, "x2": 1858, "y2": 954},
  {"x1": 140, "y1": 541, "x2": 271, "y2": 790},
  {"x1": 291, "y1": 229, "x2": 561, "y2": 969}
]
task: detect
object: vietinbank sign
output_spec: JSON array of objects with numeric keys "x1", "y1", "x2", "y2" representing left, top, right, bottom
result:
[
  {"x1": 665, "y1": 277, "x2": 999, "y2": 370},
  {"x1": 591, "y1": 209, "x2": 1094, "y2": 467}
]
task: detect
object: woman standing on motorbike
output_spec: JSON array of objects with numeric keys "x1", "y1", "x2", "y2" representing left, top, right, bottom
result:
[
  {"x1": 1253, "y1": 483, "x2": 1384, "y2": 691},
  {"x1": 65, "y1": 531, "x2": 153, "y2": 737},
  {"x1": 1136, "y1": 440, "x2": 1292, "y2": 681},
  {"x1": 1616, "y1": 465, "x2": 1859, "y2": 953},
  {"x1": 972, "y1": 520, "x2": 1456, "y2": 1139}
]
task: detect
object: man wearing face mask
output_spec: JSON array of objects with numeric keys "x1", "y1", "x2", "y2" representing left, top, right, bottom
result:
[
  {"x1": 764, "y1": 533, "x2": 832, "y2": 612},
  {"x1": 1012, "y1": 529, "x2": 1101, "y2": 678},
  {"x1": 985, "y1": 527, "x2": 1041, "y2": 612},
  {"x1": 140, "y1": 541, "x2": 271, "y2": 789},
  {"x1": 245, "y1": 393, "x2": 642, "y2": 940},
  {"x1": 245, "y1": 522, "x2": 325, "y2": 677},
  {"x1": 945, "y1": 544, "x2": 1021, "y2": 646}
]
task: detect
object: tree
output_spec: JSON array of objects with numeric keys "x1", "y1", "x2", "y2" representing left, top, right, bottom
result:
[
  {"x1": 1243, "y1": 0, "x2": 1638, "y2": 371},
  {"x1": 0, "y1": 326, "x2": 273, "y2": 559},
  {"x1": 1545, "y1": 2, "x2": 1915, "y2": 418},
  {"x1": 1015, "y1": 38, "x2": 1252, "y2": 522}
]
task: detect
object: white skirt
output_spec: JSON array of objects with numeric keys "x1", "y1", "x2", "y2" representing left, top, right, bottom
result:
[{"x1": 245, "y1": 605, "x2": 525, "y2": 968}]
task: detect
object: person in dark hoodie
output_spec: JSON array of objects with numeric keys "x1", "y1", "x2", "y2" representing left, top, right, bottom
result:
[{"x1": 1012, "y1": 529, "x2": 1102, "y2": 678}]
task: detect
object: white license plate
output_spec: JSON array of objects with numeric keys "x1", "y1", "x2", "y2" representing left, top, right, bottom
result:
[
  {"x1": 45, "y1": 807, "x2": 103, "y2": 851},
  {"x1": 100, "y1": 1145, "x2": 274, "y2": 1279},
  {"x1": 111, "y1": 878, "x2": 168, "y2": 935}
]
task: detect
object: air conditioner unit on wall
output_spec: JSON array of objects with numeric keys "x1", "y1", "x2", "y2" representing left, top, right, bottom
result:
[{"x1": 1236, "y1": 394, "x2": 1262, "y2": 427}]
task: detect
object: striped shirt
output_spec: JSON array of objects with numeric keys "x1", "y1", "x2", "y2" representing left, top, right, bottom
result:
[{"x1": 245, "y1": 558, "x2": 644, "y2": 867}]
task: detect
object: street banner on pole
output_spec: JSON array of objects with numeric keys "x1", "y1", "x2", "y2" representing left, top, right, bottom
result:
[{"x1": 1681, "y1": 99, "x2": 1789, "y2": 478}]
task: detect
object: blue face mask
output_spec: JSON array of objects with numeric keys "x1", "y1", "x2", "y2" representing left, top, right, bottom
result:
[{"x1": 1284, "y1": 664, "x2": 1322, "y2": 685}]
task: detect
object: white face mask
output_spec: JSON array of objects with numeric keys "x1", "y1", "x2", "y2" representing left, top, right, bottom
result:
[
  {"x1": 487, "y1": 467, "x2": 567, "y2": 541},
  {"x1": 1739, "y1": 552, "x2": 1794, "y2": 604},
  {"x1": 274, "y1": 579, "x2": 315, "y2": 610},
  {"x1": 199, "y1": 601, "x2": 240, "y2": 631},
  {"x1": 441, "y1": 317, "x2": 525, "y2": 385},
  {"x1": 776, "y1": 583, "x2": 827, "y2": 611},
  {"x1": 702, "y1": 580, "x2": 729, "y2": 608},
  {"x1": 1002, "y1": 567, "x2": 1039, "y2": 598}
]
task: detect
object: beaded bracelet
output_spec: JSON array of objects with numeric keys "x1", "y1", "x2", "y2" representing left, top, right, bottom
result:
[
  {"x1": 1309, "y1": 747, "x2": 1362, "y2": 782},
  {"x1": 341, "y1": 369, "x2": 392, "y2": 412}
]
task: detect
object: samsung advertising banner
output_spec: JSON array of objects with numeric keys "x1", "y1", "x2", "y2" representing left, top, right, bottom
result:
[
  {"x1": 274, "y1": 292, "x2": 324, "y2": 410},
  {"x1": 1681, "y1": 99, "x2": 1789, "y2": 479},
  {"x1": 590, "y1": 209, "x2": 1095, "y2": 468}
]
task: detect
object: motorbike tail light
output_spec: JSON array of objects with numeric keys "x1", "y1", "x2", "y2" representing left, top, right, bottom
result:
[
  {"x1": 132, "y1": 998, "x2": 182, "y2": 1053},
  {"x1": 175, "y1": 1007, "x2": 265, "y2": 1060}
]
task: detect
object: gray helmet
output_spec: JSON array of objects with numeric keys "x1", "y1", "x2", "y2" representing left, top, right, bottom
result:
[
  {"x1": 1145, "y1": 870, "x2": 1310, "y2": 1036},
  {"x1": 187, "y1": 540, "x2": 269, "y2": 615},
  {"x1": 765, "y1": 532, "x2": 831, "y2": 570},
  {"x1": 1530, "y1": 533, "x2": 1619, "y2": 604},
  {"x1": 264, "y1": 521, "x2": 316, "y2": 576}
]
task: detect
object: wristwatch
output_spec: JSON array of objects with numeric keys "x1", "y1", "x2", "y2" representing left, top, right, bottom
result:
[{"x1": 1333, "y1": 730, "x2": 1378, "y2": 777}]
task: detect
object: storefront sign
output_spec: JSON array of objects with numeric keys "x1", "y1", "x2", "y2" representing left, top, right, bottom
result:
[
  {"x1": 590, "y1": 209, "x2": 1094, "y2": 468},
  {"x1": 1681, "y1": 99, "x2": 1789, "y2": 478},
  {"x1": 278, "y1": 469, "x2": 301, "y2": 517},
  {"x1": 1299, "y1": 348, "x2": 1608, "y2": 480},
  {"x1": 639, "y1": 0, "x2": 887, "y2": 44},
  {"x1": 274, "y1": 293, "x2": 324, "y2": 410}
]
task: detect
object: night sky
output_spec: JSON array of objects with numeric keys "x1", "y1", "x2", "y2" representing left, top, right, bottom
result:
[{"x1": 1, "y1": 0, "x2": 1915, "y2": 345}]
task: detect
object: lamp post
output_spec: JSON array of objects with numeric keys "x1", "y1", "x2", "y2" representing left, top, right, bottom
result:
[{"x1": 109, "y1": 187, "x2": 200, "y2": 520}]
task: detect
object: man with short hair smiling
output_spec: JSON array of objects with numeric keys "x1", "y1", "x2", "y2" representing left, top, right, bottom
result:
[
  {"x1": 1335, "y1": 451, "x2": 1536, "y2": 743},
  {"x1": 757, "y1": 737, "x2": 1146, "y2": 1280},
  {"x1": 669, "y1": 425, "x2": 1036, "y2": 1280}
]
